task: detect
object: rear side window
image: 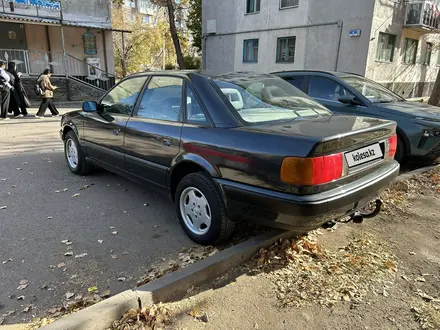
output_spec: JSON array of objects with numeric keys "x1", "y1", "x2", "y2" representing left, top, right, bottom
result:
[
  {"x1": 186, "y1": 84, "x2": 208, "y2": 124},
  {"x1": 285, "y1": 76, "x2": 305, "y2": 90},
  {"x1": 137, "y1": 76, "x2": 183, "y2": 122},
  {"x1": 308, "y1": 77, "x2": 353, "y2": 102}
]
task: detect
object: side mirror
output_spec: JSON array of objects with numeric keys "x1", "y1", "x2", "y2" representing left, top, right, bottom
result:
[
  {"x1": 82, "y1": 101, "x2": 98, "y2": 112},
  {"x1": 338, "y1": 95, "x2": 361, "y2": 106}
]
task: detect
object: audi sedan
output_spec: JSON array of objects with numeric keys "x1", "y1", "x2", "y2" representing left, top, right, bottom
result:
[{"x1": 60, "y1": 72, "x2": 399, "y2": 245}]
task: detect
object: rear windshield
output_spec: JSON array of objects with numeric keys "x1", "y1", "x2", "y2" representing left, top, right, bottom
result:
[{"x1": 213, "y1": 75, "x2": 331, "y2": 125}]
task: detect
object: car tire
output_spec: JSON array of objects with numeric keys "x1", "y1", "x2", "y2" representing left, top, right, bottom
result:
[
  {"x1": 64, "y1": 131, "x2": 92, "y2": 175},
  {"x1": 395, "y1": 135, "x2": 405, "y2": 163},
  {"x1": 175, "y1": 172, "x2": 235, "y2": 245}
]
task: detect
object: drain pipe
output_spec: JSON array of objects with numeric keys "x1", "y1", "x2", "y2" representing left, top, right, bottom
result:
[{"x1": 335, "y1": 20, "x2": 343, "y2": 71}]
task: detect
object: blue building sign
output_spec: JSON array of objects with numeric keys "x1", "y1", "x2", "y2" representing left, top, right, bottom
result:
[
  {"x1": 349, "y1": 29, "x2": 361, "y2": 37},
  {"x1": 13, "y1": 0, "x2": 61, "y2": 10}
]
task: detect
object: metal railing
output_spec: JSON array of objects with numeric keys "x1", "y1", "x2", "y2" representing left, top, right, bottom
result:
[
  {"x1": 0, "y1": 0, "x2": 61, "y2": 19},
  {"x1": 66, "y1": 54, "x2": 116, "y2": 91},
  {"x1": 0, "y1": 48, "x2": 116, "y2": 91},
  {"x1": 405, "y1": 1, "x2": 440, "y2": 30}
]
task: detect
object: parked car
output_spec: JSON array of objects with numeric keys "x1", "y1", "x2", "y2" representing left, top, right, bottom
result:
[
  {"x1": 60, "y1": 72, "x2": 399, "y2": 245},
  {"x1": 274, "y1": 70, "x2": 440, "y2": 163}
]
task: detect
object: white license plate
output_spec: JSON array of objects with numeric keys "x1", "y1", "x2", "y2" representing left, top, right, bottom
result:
[{"x1": 345, "y1": 143, "x2": 383, "y2": 168}]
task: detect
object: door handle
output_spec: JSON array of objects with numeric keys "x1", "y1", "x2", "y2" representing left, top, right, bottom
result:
[
  {"x1": 163, "y1": 140, "x2": 171, "y2": 147},
  {"x1": 113, "y1": 129, "x2": 121, "y2": 136}
]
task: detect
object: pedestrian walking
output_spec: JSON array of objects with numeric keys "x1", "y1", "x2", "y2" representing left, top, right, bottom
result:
[
  {"x1": 35, "y1": 69, "x2": 59, "y2": 118},
  {"x1": 0, "y1": 61, "x2": 12, "y2": 120},
  {"x1": 7, "y1": 62, "x2": 29, "y2": 117}
]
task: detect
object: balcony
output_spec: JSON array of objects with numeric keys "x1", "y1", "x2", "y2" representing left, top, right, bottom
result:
[
  {"x1": 0, "y1": 0, "x2": 61, "y2": 20},
  {"x1": 405, "y1": 1, "x2": 440, "y2": 33}
]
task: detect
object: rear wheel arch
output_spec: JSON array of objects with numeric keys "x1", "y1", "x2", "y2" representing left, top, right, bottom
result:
[
  {"x1": 396, "y1": 127, "x2": 410, "y2": 156},
  {"x1": 169, "y1": 161, "x2": 211, "y2": 201}
]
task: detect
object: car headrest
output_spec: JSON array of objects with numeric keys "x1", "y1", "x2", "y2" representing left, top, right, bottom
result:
[
  {"x1": 221, "y1": 88, "x2": 244, "y2": 110},
  {"x1": 261, "y1": 86, "x2": 287, "y2": 100}
]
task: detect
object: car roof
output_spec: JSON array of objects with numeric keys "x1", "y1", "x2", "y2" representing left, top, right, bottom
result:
[
  {"x1": 126, "y1": 70, "x2": 282, "y2": 81},
  {"x1": 272, "y1": 70, "x2": 362, "y2": 79}
]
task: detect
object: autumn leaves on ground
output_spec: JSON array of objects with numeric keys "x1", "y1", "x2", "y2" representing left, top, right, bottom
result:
[{"x1": 110, "y1": 167, "x2": 440, "y2": 330}]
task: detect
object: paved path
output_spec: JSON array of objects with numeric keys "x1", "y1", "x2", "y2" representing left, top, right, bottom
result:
[{"x1": 0, "y1": 109, "x2": 194, "y2": 324}]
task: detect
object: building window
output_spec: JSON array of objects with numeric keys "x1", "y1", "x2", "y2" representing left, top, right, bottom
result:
[
  {"x1": 246, "y1": 0, "x2": 260, "y2": 13},
  {"x1": 143, "y1": 15, "x2": 152, "y2": 24},
  {"x1": 376, "y1": 32, "x2": 396, "y2": 62},
  {"x1": 125, "y1": 0, "x2": 136, "y2": 8},
  {"x1": 276, "y1": 36, "x2": 296, "y2": 63},
  {"x1": 280, "y1": 0, "x2": 299, "y2": 9},
  {"x1": 424, "y1": 42, "x2": 433, "y2": 65},
  {"x1": 243, "y1": 39, "x2": 259, "y2": 63},
  {"x1": 404, "y1": 38, "x2": 418, "y2": 64}
]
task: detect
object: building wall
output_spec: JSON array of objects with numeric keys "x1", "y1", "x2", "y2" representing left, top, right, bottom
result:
[
  {"x1": 203, "y1": 0, "x2": 374, "y2": 74},
  {"x1": 366, "y1": 0, "x2": 440, "y2": 98}
]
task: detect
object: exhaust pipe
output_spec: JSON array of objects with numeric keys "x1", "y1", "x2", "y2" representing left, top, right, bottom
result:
[
  {"x1": 350, "y1": 199, "x2": 383, "y2": 224},
  {"x1": 352, "y1": 211, "x2": 364, "y2": 223}
]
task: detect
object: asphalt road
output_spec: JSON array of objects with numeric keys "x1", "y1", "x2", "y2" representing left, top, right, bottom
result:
[{"x1": 0, "y1": 108, "x2": 194, "y2": 324}]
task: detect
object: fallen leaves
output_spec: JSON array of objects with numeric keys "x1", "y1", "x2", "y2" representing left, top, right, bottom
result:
[
  {"x1": 17, "y1": 279, "x2": 28, "y2": 291},
  {"x1": 112, "y1": 231, "x2": 118, "y2": 235},
  {"x1": 88, "y1": 286, "x2": 98, "y2": 293},
  {"x1": 2, "y1": 258, "x2": 13, "y2": 264},
  {"x1": 71, "y1": 193, "x2": 80, "y2": 198},
  {"x1": 98, "y1": 239, "x2": 104, "y2": 244},
  {"x1": 55, "y1": 188, "x2": 68, "y2": 193},
  {"x1": 254, "y1": 233, "x2": 397, "y2": 308},
  {"x1": 65, "y1": 292, "x2": 75, "y2": 300},
  {"x1": 64, "y1": 252, "x2": 73, "y2": 257},
  {"x1": 110, "y1": 303, "x2": 170, "y2": 330},
  {"x1": 75, "y1": 253, "x2": 88, "y2": 259},
  {"x1": 0, "y1": 206, "x2": 7, "y2": 210}
]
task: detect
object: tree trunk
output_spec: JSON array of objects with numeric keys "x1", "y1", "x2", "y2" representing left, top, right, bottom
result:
[
  {"x1": 428, "y1": 68, "x2": 440, "y2": 106},
  {"x1": 166, "y1": 0, "x2": 185, "y2": 69}
]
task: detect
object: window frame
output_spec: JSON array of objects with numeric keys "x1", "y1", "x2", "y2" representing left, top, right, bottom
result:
[
  {"x1": 403, "y1": 38, "x2": 419, "y2": 65},
  {"x1": 243, "y1": 39, "x2": 259, "y2": 63},
  {"x1": 424, "y1": 42, "x2": 433, "y2": 65},
  {"x1": 376, "y1": 32, "x2": 396, "y2": 63},
  {"x1": 246, "y1": 0, "x2": 260, "y2": 14},
  {"x1": 132, "y1": 74, "x2": 185, "y2": 123},
  {"x1": 99, "y1": 76, "x2": 149, "y2": 117},
  {"x1": 276, "y1": 36, "x2": 296, "y2": 63},
  {"x1": 279, "y1": 0, "x2": 299, "y2": 9}
]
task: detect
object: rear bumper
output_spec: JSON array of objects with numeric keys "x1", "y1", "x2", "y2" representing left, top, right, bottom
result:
[{"x1": 217, "y1": 161, "x2": 400, "y2": 230}]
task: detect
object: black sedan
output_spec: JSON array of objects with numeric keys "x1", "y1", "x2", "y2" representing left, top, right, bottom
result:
[{"x1": 60, "y1": 72, "x2": 399, "y2": 245}]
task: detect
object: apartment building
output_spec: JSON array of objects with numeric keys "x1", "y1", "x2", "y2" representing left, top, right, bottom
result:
[{"x1": 203, "y1": 0, "x2": 440, "y2": 98}]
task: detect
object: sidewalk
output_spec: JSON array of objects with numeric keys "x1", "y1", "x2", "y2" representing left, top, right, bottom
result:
[{"x1": 160, "y1": 168, "x2": 440, "y2": 330}]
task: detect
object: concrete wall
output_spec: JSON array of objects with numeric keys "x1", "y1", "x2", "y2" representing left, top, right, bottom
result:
[{"x1": 366, "y1": 0, "x2": 440, "y2": 98}]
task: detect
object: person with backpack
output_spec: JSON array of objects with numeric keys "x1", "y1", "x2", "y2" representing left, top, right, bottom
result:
[
  {"x1": 0, "y1": 61, "x2": 12, "y2": 120},
  {"x1": 35, "y1": 69, "x2": 59, "y2": 118}
]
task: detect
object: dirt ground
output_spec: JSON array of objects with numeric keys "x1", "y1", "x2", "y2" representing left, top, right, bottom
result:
[{"x1": 149, "y1": 168, "x2": 440, "y2": 330}]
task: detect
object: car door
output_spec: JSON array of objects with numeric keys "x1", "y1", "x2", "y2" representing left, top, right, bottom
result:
[
  {"x1": 124, "y1": 75, "x2": 184, "y2": 187},
  {"x1": 307, "y1": 76, "x2": 361, "y2": 115},
  {"x1": 82, "y1": 76, "x2": 148, "y2": 170}
]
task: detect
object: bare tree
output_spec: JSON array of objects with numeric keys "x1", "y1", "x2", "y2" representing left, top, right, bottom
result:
[
  {"x1": 151, "y1": 0, "x2": 186, "y2": 69},
  {"x1": 429, "y1": 69, "x2": 440, "y2": 106}
]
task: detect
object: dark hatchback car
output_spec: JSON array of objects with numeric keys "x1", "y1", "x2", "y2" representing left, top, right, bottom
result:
[
  {"x1": 60, "y1": 72, "x2": 399, "y2": 245},
  {"x1": 274, "y1": 70, "x2": 440, "y2": 162}
]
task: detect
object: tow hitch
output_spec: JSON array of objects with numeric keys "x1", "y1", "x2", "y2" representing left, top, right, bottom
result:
[{"x1": 350, "y1": 199, "x2": 383, "y2": 224}]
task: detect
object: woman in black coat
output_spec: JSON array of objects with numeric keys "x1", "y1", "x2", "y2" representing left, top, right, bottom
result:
[{"x1": 7, "y1": 62, "x2": 28, "y2": 117}]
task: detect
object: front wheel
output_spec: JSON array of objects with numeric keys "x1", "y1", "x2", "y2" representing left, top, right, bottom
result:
[
  {"x1": 64, "y1": 131, "x2": 92, "y2": 175},
  {"x1": 175, "y1": 172, "x2": 235, "y2": 245}
]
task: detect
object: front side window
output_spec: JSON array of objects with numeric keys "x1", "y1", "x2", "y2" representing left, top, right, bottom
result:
[
  {"x1": 341, "y1": 75, "x2": 404, "y2": 103},
  {"x1": 280, "y1": 0, "x2": 299, "y2": 9},
  {"x1": 137, "y1": 76, "x2": 183, "y2": 122},
  {"x1": 404, "y1": 38, "x2": 418, "y2": 64},
  {"x1": 424, "y1": 42, "x2": 433, "y2": 65},
  {"x1": 246, "y1": 0, "x2": 260, "y2": 13},
  {"x1": 243, "y1": 39, "x2": 259, "y2": 63},
  {"x1": 213, "y1": 74, "x2": 331, "y2": 125},
  {"x1": 100, "y1": 77, "x2": 147, "y2": 115},
  {"x1": 376, "y1": 32, "x2": 396, "y2": 62},
  {"x1": 285, "y1": 76, "x2": 305, "y2": 90},
  {"x1": 276, "y1": 36, "x2": 296, "y2": 63},
  {"x1": 308, "y1": 77, "x2": 354, "y2": 102}
]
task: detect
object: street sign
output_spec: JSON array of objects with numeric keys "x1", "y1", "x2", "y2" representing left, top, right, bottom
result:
[{"x1": 349, "y1": 29, "x2": 361, "y2": 37}]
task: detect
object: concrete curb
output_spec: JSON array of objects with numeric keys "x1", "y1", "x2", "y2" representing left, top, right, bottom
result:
[{"x1": 43, "y1": 229, "x2": 294, "y2": 330}]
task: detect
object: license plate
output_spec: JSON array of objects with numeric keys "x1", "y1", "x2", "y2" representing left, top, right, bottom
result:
[{"x1": 345, "y1": 143, "x2": 383, "y2": 168}]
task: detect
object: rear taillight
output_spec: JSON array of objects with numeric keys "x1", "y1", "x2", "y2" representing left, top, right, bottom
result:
[
  {"x1": 281, "y1": 153, "x2": 343, "y2": 186},
  {"x1": 388, "y1": 134, "x2": 397, "y2": 159}
]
